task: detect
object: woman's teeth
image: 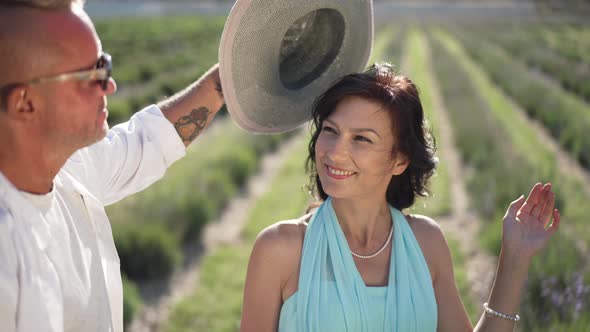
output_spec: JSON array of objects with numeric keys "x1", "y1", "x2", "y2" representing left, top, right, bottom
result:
[{"x1": 328, "y1": 166, "x2": 354, "y2": 176}]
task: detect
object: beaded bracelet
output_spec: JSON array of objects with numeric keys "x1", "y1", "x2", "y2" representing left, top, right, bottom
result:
[{"x1": 483, "y1": 303, "x2": 520, "y2": 322}]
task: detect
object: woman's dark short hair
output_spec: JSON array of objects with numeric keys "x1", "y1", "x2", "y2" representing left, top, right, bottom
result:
[{"x1": 306, "y1": 63, "x2": 437, "y2": 210}]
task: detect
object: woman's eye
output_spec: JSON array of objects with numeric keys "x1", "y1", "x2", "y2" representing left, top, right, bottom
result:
[{"x1": 322, "y1": 126, "x2": 336, "y2": 133}]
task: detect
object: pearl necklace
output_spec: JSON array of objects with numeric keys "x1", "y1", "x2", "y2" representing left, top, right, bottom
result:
[{"x1": 350, "y1": 225, "x2": 393, "y2": 259}]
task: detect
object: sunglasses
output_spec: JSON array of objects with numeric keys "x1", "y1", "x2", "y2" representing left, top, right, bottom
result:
[
  {"x1": 29, "y1": 52, "x2": 113, "y2": 91},
  {"x1": 1, "y1": 52, "x2": 113, "y2": 95}
]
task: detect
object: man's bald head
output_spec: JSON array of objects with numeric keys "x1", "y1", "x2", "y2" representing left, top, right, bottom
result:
[
  {"x1": 0, "y1": 0, "x2": 102, "y2": 115},
  {"x1": 0, "y1": 0, "x2": 100, "y2": 113},
  {"x1": 0, "y1": 0, "x2": 91, "y2": 84}
]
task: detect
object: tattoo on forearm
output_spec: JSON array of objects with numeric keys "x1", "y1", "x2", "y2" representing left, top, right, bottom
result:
[
  {"x1": 215, "y1": 81, "x2": 223, "y2": 99},
  {"x1": 174, "y1": 107, "x2": 211, "y2": 144}
]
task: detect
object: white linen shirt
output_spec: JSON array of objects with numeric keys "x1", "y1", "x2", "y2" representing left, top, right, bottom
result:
[{"x1": 0, "y1": 105, "x2": 186, "y2": 332}]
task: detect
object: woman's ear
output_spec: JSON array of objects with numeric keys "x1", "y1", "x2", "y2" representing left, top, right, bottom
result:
[{"x1": 391, "y1": 154, "x2": 409, "y2": 176}]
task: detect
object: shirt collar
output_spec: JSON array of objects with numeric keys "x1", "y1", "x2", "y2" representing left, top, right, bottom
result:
[{"x1": 0, "y1": 170, "x2": 55, "y2": 251}]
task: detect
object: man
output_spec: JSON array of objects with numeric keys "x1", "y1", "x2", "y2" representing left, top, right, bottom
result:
[{"x1": 0, "y1": 0, "x2": 224, "y2": 331}]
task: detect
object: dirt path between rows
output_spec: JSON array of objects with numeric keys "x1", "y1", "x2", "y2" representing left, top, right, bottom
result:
[
  {"x1": 402, "y1": 35, "x2": 497, "y2": 306},
  {"x1": 427, "y1": 67, "x2": 497, "y2": 305},
  {"x1": 127, "y1": 130, "x2": 305, "y2": 332}
]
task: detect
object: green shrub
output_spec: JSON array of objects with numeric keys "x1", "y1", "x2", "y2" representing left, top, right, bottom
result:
[
  {"x1": 209, "y1": 148, "x2": 257, "y2": 188},
  {"x1": 179, "y1": 191, "x2": 215, "y2": 242},
  {"x1": 122, "y1": 273, "x2": 143, "y2": 328},
  {"x1": 114, "y1": 224, "x2": 181, "y2": 280},
  {"x1": 107, "y1": 98, "x2": 132, "y2": 126}
]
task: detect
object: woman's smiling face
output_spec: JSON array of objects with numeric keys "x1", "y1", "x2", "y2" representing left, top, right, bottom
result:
[{"x1": 315, "y1": 96, "x2": 408, "y2": 201}]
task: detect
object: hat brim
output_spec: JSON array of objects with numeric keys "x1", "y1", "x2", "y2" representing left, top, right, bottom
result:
[{"x1": 219, "y1": 0, "x2": 373, "y2": 133}]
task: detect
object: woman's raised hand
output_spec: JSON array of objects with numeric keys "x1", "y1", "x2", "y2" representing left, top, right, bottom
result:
[{"x1": 501, "y1": 183, "x2": 561, "y2": 260}]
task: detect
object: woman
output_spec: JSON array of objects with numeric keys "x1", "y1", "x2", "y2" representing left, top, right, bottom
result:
[{"x1": 240, "y1": 63, "x2": 560, "y2": 331}]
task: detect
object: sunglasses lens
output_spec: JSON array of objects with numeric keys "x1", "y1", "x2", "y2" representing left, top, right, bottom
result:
[{"x1": 97, "y1": 54, "x2": 112, "y2": 91}]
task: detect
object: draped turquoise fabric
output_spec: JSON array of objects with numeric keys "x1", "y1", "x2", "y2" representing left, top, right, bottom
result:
[{"x1": 278, "y1": 197, "x2": 437, "y2": 331}]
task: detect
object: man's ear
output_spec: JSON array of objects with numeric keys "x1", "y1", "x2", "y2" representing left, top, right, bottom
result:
[
  {"x1": 391, "y1": 154, "x2": 409, "y2": 176},
  {"x1": 5, "y1": 86, "x2": 36, "y2": 120}
]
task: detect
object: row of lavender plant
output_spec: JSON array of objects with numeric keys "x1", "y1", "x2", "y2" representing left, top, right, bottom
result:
[
  {"x1": 447, "y1": 26, "x2": 590, "y2": 170},
  {"x1": 426, "y1": 28, "x2": 590, "y2": 330},
  {"x1": 446, "y1": 26, "x2": 590, "y2": 249},
  {"x1": 97, "y1": 16, "x2": 226, "y2": 124},
  {"x1": 97, "y1": 16, "x2": 225, "y2": 86},
  {"x1": 536, "y1": 24, "x2": 590, "y2": 66},
  {"x1": 457, "y1": 22, "x2": 590, "y2": 101}
]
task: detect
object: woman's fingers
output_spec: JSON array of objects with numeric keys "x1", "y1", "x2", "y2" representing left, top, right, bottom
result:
[
  {"x1": 520, "y1": 182, "x2": 544, "y2": 215},
  {"x1": 507, "y1": 195, "x2": 526, "y2": 218},
  {"x1": 547, "y1": 209, "x2": 561, "y2": 233},
  {"x1": 532, "y1": 183, "x2": 551, "y2": 218},
  {"x1": 540, "y1": 191, "x2": 556, "y2": 227}
]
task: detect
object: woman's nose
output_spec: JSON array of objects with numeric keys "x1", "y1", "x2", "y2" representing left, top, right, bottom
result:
[{"x1": 324, "y1": 136, "x2": 349, "y2": 162}]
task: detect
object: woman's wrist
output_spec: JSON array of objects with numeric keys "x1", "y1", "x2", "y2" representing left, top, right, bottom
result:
[
  {"x1": 482, "y1": 249, "x2": 530, "y2": 324},
  {"x1": 498, "y1": 249, "x2": 533, "y2": 273},
  {"x1": 483, "y1": 302, "x2": 520, "y2": 322}
]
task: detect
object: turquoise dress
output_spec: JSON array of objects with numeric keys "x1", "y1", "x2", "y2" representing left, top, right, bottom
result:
[{"x1": 278, "y1": 197, "x2": 437, "y2": 332}]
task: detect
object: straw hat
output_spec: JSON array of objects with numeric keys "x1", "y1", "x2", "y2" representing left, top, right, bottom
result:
[{"x1": 219, "y1": 0, "x2": 374, "y2": 133}]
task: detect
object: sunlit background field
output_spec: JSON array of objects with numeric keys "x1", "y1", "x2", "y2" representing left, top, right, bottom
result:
[{"x1": 89, "y1": 1, "x2": 590, "y2": 331}]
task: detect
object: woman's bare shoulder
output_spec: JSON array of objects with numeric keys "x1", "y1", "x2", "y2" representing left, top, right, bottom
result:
[
  {"x1": 250, "y1": 214, "x2": 311, "y2": 268},
  {"x1": 404, "y1": 214, "x2": 450, "y2": 281},
  {"x1": 242, "y1": 214, "x2": 312, "y2": 328},
  {"x1": 404, "y1": 213, "x2": 445, "y2": 239},
  {"x1": 247, "y1": 213, "x2": 313, "y2": 301},
  {"x1": 255, "y1": 213, "x2": 310, "y2": 248}
]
